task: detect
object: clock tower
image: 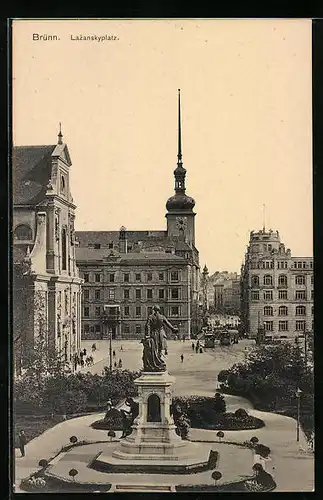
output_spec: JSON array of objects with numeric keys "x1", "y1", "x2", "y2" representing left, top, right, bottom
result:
[{"x1": 166, "y1": 89, "x2": 196, "y2": 247}]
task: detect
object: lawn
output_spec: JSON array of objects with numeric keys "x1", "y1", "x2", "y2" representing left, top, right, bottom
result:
[{"x1": 13, "y1": 414, "x2": 65, "y2": 446}]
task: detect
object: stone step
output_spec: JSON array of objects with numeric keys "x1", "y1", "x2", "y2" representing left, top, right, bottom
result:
[{"x1": 113, "y1": 484, "x2": 176, "y2": 492}]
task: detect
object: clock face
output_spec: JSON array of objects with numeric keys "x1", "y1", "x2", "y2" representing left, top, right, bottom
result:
[{"x1": 176, "y1": 216, "x2": 187, "y2": 229}]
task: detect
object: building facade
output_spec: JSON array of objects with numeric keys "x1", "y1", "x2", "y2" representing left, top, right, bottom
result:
[
  {"x1": 240, "y1": 229, "x2": 313, "y2": 339},
  {"x1": 213, "y1": 272, "x2": 240, "y2": 314},
  {"x1": 75, "y1": 90, "x2": 200, "y2": 339},
  {"x1": 13, "y1": 130, "x2": 83, "y2": 374}
]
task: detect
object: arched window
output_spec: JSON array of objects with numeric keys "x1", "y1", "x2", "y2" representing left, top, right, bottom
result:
[
  {"x1": 264, "y1": 275, "x2": 273, "y2": 286},
  {"x1": 62, "y1": 227, "x2": 67, "y2": 270},
  {"x1": 278, "y1": 274, "x2": 287, "y2": 287},
  {"x1": 251, "y1": 275, "x2": 259, "y2": 287},
  {"x1": 296, "y1": 305, "x2": 306, "y2": 316},
  {"x1": 278, "y1": 306, "x2": 288, "y2": 316},
  {"x1": 295, "y1": 275, "x2": 305, "y2": 285},
  {"x1": 147, "y1": 394, "x2": 161, "y2": 422},
  {"x1": 264, "y1": 306, "x2": 273, "y2": 316},
  {"x1": 14, "y1": 224, "x2": 32, "y2": 241},
  {"x1": 60, "y1": 175, "x2": 66, "y2": 193}
]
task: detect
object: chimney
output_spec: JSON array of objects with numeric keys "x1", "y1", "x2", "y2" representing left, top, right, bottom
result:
[{"x1": 119, "y1": 226, "x2": 127, "y2": 253}]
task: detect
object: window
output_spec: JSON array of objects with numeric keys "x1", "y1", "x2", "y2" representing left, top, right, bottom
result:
[
  {"x1": 296, "y1": 275, "x2": 305, "y2": 286},
  {"x1": 60, "y1": 175, "x2": 65, "y2": 192},
  {"x1": 279, "y1": 290, "x2": 288, "y2": 300},
  {"x1": 124, "y1": 306, "x2": 130, "y2": 316},
  {"x1": 278, "y1": 261, "x2": 288, "y2": 269},
  {"x1": 84, "y1": 273, "x2": 89, "y2": 283},
  {"x1": 136, "y1": 289, "x2": 141, "y2": 299},
  {"x1": 251, "y1": 275, "x2": 259, "y2": 287},
  {"x1": 14, "y1": 224, "x2": 32, "y2": 240},
  {"x1": 135, "y1": 273, "x2": 141, "y2": 282},
  {"x1": 296, "y1": 320, "x2": 306, "y2": 331},
  {"x1": 109, "y1": 289, "x2": 115, "y2": 300},
  {"x1": 84, "y1": 289, "x2": 89, "y2": 300},
  {"x1": 160, "y1": 306, "x2": 165, "y2": 315},
  {"x1": 124, "y1": 273, "x2": 129, "y2": 282},
  {"x1": 147, "y1": 306, "x2": 153, "y2": 316},
  {"x1": 171, "y1": 306, "x2": 179, "y2": 316},
  {"x1": 108, "y1": 242, "x2": 114, "y2": 249},
  {"x1": 264, "y1": 261, "x2": 273, "y2": 269},
  {"x1": 124, "y1": 289, "x2": 130, "y2": 299},
  {"x1": 147, "y1": 272, "x2": 153, "y2": 281},
  {"x1": 171, "y1": 288, "x2": 179, "y2": 299},
  {"x1": 95, "y1": 324, "x2": 101, "y2": 333},
  {"x1": 136, "y1": 306, "x2": 141, "y2": 317},
  {"x1": 296, "y1": 305, "x2": 306, "y2": 316},
  {"x1": 147, "y1": 289, "x2": 153, "y2": 299},
  {"x1": 124, "y1": 324, "x2": 130, "y2": 334},
  {"x1": 109, "y1": 273, "x2": 115, "y2": 283},
  {"x1": 159, "y1": 272, "x2": 164, "y2": 281},
  {"x1": 311, "y1": 290, "x2": 314, "y2": 300},
  {"x1": 251, "y1": 290, "x2": 259, "y2": 300},
  {"x1": 279, "y1": 321, "x2": 288, "y2": 331},
  {"x1": 61, "y1": 228, "x2": 67, "y2": 270},
  {"x1": 268, "y1": 244, "x2": 272, "y2": 251},
  {"x1": 278, "y1": 306, "x2": 288, "y2": 316},
  {"x1": 84, "y1": 306, "x2": 89, "y2": 317},
  {"x1": 135, "y1": 325, "x2": 141, "y2": 335},
  {"x1": 310, "y1": 261, "x2": 313, "y2": 269},
  {"x1": 264, "y1": 321, "x2": 273, "y2": 331},
  {"x1": 95, "y1": 306, "x2": 101, "y2": 317},
  {"x1": 95, "y1": 290, "x2": 101, "y2": 300},
  {"x1": 264, "y1": 306, "x2": 273, "y2": 316},
  {"x1": 95, "y1": 273, "x2": 101, "y2": 283},
  {"x1": 296, "y1": 290, "x2": 306, "y2": 300},
  {"x1": 94, "y1": 243, "x2": 101, "y2": 249},
  {"x1": 84, "y1": 324, "x2": 89, "y2": 334},
  {"x1": 264, "y1": 275, "x2": 273, "y2": 286},
  {"x1": 311, "y1": 275, "x2": 314, "y2": 285},
  {"x1": 264, "y1": 290, "x2": 273, "y2": 300},
  {"x1": 171, "y1": 271, "x2": 179, "y2": 281},
  {"x1": 278, "y1": 275, "x2": 287, "y2": 287},
  {"x1": 159, "y1": 289, "x2": 165, "y2": 299}
]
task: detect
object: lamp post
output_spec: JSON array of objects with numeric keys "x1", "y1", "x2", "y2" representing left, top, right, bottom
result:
[
  {"x1": 101, "y1": 306, "x2": 120, "y2": 371},
  {"x1": 296, "y1": 387, "x2": 302, "y2": 442}
]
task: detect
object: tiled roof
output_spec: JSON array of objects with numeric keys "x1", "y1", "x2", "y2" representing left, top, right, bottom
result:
[
  {"x1": 75, "y1": 247, "x2": 185, "y2": 263},
  {"x1": 75, "y1": 230, "x2": 167, "y2": 246},
  {"x1": 13, "y1": 145, "x2": 56, "y2": 205}
]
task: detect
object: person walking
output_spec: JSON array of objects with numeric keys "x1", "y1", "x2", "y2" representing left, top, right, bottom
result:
[
  {"x1": 195, "y1": 345, "x2": 199, "y2": 354},
  {"x1": 83, "y1": 348, "x2": 87, "y2": 356},
  {"x1": 92, "y1": 343, "x2": 96, "y2": 352},
  {"x1": 113, "y1": 350, "x2": 116, "y2": 358},
  {"x1": 18, "y1": 430, "x2": 26, "y2": 457},
  {"x1": 120, "y1": 345, "x2": 123, "y2": 351},
  {"x1": 114, "y1": 361, "x2": 117, "y2": 368},
  {"x1": 180, "y1": 354, "x2": 184, "y2": 363},
  {"x1": 118, "y1": 358, "x2": 123, "y2": 368},
  {"x1": 192, "y1": 342, "x2": 195, "y2": 351}
]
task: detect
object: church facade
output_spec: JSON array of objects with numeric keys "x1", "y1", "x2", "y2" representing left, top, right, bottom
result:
[
  {"x1": 75, "y1": 90, "x2": 200, "y2": 339},
  {"x1": 12, "y1": 129, "x2": 83, "y2": 374}
]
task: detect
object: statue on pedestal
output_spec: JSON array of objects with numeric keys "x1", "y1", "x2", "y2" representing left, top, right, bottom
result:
[{"x1": 141, "y1": 305, "x2": 179, "y2": 372}]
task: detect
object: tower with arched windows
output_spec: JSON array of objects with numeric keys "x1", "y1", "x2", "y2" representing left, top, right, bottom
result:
[{"x1": 13, "y1": 127, "x2": 83, "y2": 374}]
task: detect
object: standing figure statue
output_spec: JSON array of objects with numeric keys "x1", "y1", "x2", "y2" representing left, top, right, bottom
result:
[{"x1": 141, "y1": 305, "x2": 179, "y2": 372}]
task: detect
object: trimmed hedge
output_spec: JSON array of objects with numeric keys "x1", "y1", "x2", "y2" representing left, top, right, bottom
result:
[{"x1": 172, "y1": 396, "x2": 264, "y2": 430}]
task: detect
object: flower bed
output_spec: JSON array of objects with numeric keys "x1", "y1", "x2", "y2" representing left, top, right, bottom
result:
[
  {"x1": 172, "y1": 396, "x2": 264, "y2": 430},
  {"x1": 20, "y1": 473, "x2": 111, "y2": 493}
]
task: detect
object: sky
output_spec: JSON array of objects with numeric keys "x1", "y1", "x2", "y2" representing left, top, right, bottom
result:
[{"x1": 12, "y1": 19, "x2": 313, "y2": 274}]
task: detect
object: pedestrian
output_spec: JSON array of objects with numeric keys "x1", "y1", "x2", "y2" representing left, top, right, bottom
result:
[
  {"x1": 18, "y1": 430, "x2": 26, "y2": 457},
  {"x1": 113, "y1": 350, "x2": 116, "y2": 358},
  {"x1": 92, "y1": 343, "x2": 96, "y2": 352},
  {"x1": 192, "y1": 342, "x2": 195, "y2": 351},
  {"x1": 182, "y1": 336, "x2": 185, "y2": 342},
  {"x1": 120, "y1": 345, "x2": 123, "y2": 351},
  {"x1": 180, "y1": 354, "x2": 184, "y2": 363},
  {"x1": 83, "y1": 348, "x2": 87, "y2": 356},
  {"x1": 118, "y1": 359, "x2": 122, "y2": 368},
  {"x1": 114, "y1": 361, "x2": 117, "y2": 368},
  {"x1": 195, "y1": 345, "x2": 199, "y2": 353},
  {"x1": 199, "y1": 347, "x2": 203, "y2": 353},
  {"x1": 81, "y1": 357, "x2": 84, "y2": 367}
]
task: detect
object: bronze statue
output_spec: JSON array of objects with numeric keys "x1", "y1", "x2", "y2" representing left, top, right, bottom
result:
[{"x1": 141, "y1": 305, "x2": 179, "y2": 372}]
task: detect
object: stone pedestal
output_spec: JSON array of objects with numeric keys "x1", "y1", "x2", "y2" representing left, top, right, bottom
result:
[{"x1": 112, "y1": 371, "x2": 186, "y2": 460}]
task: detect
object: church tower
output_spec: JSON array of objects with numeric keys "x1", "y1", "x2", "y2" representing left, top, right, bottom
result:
[{"x1": 166, "y1": 89, "x2": 196, "y2": 247}]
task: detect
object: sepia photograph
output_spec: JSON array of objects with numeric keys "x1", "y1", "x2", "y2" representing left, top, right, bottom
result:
[{"x1": 11, "y1": 18, "x2": 314, "y2": 493}]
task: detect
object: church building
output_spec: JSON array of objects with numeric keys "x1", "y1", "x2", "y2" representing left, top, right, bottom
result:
[
  {"x1": 75, "y1": 90, "x2": 200, "y2": 339},
  {"x1": 12, "y1": 128, "x2": 83, "y2": 374}
]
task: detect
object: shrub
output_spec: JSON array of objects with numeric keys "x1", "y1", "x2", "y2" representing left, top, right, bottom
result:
[
  {"x1": 214, "y1": 393, "x2": 226, "y2": 414},
  {"x1": 69, "y1": 436, "x2": 78, "y2": 444},
  {"x1": 234, "y1": 408, "x2": 248, "y2": 419},
  {"x1": 107, "y1": 430, "x2": 116, "y2": 442}
]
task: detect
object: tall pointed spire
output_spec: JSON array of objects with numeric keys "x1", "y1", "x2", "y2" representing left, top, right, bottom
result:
[
  {"x1": 58, "y1": 122, "x2": 63, "y2": 144},
  {"x1": 177, "y1": 89, "x2": 182, "y2": 165}
]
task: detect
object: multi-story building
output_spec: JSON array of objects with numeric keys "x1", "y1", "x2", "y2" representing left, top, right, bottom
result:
[
  {"x1": 213, "y1": 272, "x2": 240, "y2": 315},
  {"x1": 75, "y1": 90, "x2": 200, "y2": 339},
  {"x1": 12, "y1": 129, "x2": 83, "y2": 374},
  {"x1": 240, "y1": 228, "x2": 313, "y2": 339}
]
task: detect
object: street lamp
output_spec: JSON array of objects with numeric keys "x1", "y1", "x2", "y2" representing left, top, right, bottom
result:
[
  {"x1": 101, "y1": 306, "x2": 121, "y2": 371},
  {"x1": 296, "y1": 387, "x2": 302, "y2": 442}
]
